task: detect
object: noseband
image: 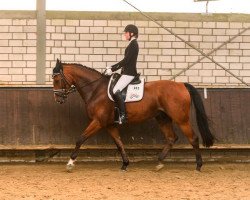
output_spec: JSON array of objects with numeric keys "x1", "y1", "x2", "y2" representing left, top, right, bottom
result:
[{"x1": 52, "y1": 69, "x2": 76, "y2": 99}]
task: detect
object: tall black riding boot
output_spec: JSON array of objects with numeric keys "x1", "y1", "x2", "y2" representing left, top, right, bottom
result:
[{"x1": 114, "y1": 90, "x2": 127, "y2": 124}]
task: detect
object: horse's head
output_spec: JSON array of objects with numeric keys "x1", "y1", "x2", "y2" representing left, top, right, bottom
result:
[{"x1": 52, "y1": 59, "x2": 76, "y2": 104}]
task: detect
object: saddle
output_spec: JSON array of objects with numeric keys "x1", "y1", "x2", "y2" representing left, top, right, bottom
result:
[{"x1": 107, "y1": 73, "x2": 145, "y2": 102}]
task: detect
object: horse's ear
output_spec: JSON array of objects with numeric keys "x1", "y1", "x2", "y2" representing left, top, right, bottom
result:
[
  {"x1": 56, "y1": 58, "x2": 62, "y2": 68},
  {"x1": 53, "y1": 58, "x2": 61, "y2": 73}
]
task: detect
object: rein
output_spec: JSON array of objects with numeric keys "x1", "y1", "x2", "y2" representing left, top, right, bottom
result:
[
  {"x1": 52, "y1": 69, "x2": 104, "y2": 99},
  {"x1": 78, "y1": 75, "x2": 104, "y2": 89}
]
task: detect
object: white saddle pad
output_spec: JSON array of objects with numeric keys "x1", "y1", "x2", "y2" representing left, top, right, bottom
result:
[{"x1": 107, "y1": 77, "x2": 145, "y2": 103}]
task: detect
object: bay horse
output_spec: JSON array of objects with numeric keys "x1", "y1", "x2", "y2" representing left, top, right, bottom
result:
[{"x1": 52, "y1": 59, "x2": 214, "y2": 172}]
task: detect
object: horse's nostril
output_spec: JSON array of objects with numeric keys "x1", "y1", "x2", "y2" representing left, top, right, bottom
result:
[
  {"x1": 56, "y1": 98, "x2": 65, "y2": 104},
  {"x1": 56, "y1": 99, "x2": 62, "y2": 104}
]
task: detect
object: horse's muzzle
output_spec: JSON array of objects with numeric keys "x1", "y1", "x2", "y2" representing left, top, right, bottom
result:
[
  {"x1": 53, "y1": 87, "x2": 75, "y2": 104},
  {"x1": 54, "y1": 93, "x2": 67, "y2": 104},
  {"x1": 56, "y1": 98, "x2": 66, "y2": 104}
]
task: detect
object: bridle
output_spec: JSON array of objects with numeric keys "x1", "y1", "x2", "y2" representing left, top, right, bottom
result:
[
  {"x1": 52, "y1": 68, "x2": 104, "y2": 100},
  {"x1": 52, "y1": 69, "x2": 76, "y2": 99}
]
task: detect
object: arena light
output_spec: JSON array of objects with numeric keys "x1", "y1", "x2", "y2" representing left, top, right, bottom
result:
[
  {"x1": 194, "y1": 0, "x2": 220, "y2": 13},
  {"x1": 194, "y1": 0, "x2": 219, "y2": 2}
]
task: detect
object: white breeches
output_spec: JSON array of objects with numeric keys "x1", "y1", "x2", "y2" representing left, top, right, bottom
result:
[{"x1": 113, "y1": 75, "x2": 135, "y2": 94}]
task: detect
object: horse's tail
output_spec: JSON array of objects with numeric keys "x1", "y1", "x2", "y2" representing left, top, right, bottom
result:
[{"x1": 184, "y1": 83, "x2": 214, "y2": 147}]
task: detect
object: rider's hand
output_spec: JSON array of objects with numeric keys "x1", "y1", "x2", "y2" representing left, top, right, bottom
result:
[{"x1": 105, "y1": 68, "x2": 113, "y2": 76}]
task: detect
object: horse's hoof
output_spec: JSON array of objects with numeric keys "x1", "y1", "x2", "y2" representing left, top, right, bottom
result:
[
  {"x1": 121, "y1": 166, "x2": 127, "y2": 171},
  {"x1": 196, "y1": 167, "x2": 202, "y2": 172},
  {"x1": 196, "y1": 163, "x2": 202, "y2": 172},
  {"x1": 36, "y1": 157, "x2": 47, "y2": 162},
  {"x1": 66, "y1": 163, "x2": 75, "y2": 172},
  {"x1": 155, "y1": 163, "x2": 164, "y2": 171}
]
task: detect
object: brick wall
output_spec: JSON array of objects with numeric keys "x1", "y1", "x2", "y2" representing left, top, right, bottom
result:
[
  {"x1": 0, "y1": 18, "x2": 37, "y2": 84},
  {"x1": 0, "y1": 11, "x2": 250, "y2": 87}
]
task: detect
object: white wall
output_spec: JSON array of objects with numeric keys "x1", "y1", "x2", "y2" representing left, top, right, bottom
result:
[{"x1": 0, "y1": 12, "x2": 250, "y2": 87}]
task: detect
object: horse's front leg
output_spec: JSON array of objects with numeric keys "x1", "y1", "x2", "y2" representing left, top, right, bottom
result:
[
  {"x1": 67, "y1": 119, "x2": 101, "y2": 172},
  {"x1": 107, "y1": 126, "x2": 129, "y2": 171}
]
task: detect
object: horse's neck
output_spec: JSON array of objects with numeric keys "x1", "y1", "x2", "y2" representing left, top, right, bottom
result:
[
  {"x1": 65, "y1": 65, "x2": 99, "y2": 84},
  {"x1": 67, "y1": 65, "x2": 107, "y2": 103}
]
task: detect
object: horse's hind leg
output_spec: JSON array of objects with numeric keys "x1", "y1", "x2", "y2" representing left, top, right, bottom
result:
[
  {"x1": 178, "y1": 121, "x2": 202, "y2": 171},
  {"x1": 155, "y1": 112, "x2": 178, "y2": 171},
  {"x1": 107, "y1": 126, "x2": 129, "y2": 171}
]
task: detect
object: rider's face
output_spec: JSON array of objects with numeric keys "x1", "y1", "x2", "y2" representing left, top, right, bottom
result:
[{"x1": 124, "y1": 32, "x2": 133, "y2": 41}]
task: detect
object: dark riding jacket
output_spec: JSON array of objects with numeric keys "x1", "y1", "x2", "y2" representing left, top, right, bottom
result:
[{"x1": 111, "y1": 39, "x2": 139, "y2": 76}]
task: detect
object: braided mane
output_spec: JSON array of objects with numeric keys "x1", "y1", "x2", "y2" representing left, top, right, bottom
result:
[{"x1": 63, "y1": 62, "x2": 103, "y2": 76}]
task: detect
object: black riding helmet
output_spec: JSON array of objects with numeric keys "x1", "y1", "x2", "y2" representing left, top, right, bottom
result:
[{"x1": 124, "y1": 24, "x2": 138, "y2": 39}]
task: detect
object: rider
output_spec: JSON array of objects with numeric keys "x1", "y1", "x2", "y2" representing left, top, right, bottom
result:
[{"x1": 105, "y1": 24, "x2": 139, "y2": 124}]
